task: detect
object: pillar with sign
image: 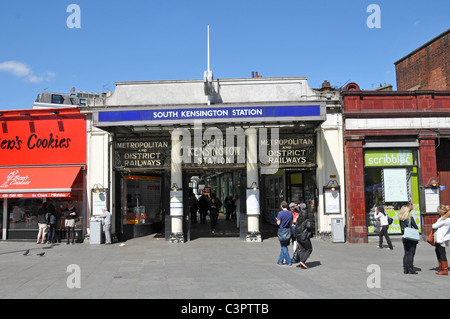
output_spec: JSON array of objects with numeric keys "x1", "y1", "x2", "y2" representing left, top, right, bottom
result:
[
  {"x1": 170, "y1": 130, "x2": 184, "y2": 243},
  {"x1": 246, "y1": 128, "x2": 261, "y2": 242}
]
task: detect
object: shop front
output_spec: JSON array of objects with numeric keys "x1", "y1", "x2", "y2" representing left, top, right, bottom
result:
[
  {"x1": 343, "y1": 83, "x2": 450, "y2": 243},
  {"x1": 364, "y1": 149, "x2": 421, "y2": 235},
  {"x1": 0, "y1": 108, "x2": 87, "y2": 241},
  {"x1": 92, "y1": 77, "x2": 339, "y2": 242}
]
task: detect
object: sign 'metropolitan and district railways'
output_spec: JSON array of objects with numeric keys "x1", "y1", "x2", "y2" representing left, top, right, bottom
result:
[{"x1": 114, "y1": 133, "x2": 315, "y2": 170}]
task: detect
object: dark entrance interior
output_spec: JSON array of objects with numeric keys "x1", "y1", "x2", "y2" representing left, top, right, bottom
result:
[{"x1": 182, "y1": 169, "x2": 247, "y2": 241}]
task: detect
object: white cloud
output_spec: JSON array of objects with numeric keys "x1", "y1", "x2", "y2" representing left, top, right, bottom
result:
[{"x1": 0, "y1": 60, "x2": 55, "y2": 83}]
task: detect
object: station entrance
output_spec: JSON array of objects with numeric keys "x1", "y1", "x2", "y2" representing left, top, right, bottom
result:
[{"x1": 182, "y1": 169, "x2": 246, "y2": 241}]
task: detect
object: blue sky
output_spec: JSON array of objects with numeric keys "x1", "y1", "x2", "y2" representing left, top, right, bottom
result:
[{"x1": 0, "y1": 0, "x2": 449, "y2": 110}]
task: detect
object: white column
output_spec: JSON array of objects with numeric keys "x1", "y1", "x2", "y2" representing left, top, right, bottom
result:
[
  {"x1": 170, "y1": 131, "x2": 183, "y2": 242},
  {"x1": 2, "y1": 199, "x2": 7, "y2": 240},
  {"x1": 246, "y1": 128, "x2": 261, "y2": 242}
]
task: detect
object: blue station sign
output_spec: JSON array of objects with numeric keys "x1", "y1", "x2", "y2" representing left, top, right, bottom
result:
[{"x1": 95, "y1": 104, "x2": 325, "y2": 126}]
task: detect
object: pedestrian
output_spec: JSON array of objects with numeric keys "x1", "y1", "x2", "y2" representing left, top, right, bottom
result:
[
  {"x1": 235, "y1": 195, "x2": 240, "y2": 229},
  {"x1": 295, "y1": 209, "x2": 314, "y2": 269},
  {"x1": 46, "y1": 204, "x2": 58, "y2": 244},
  {"x1": 289, "y1": 202, "x2": 299, "y2": 262},
  {"x1": 64, "y1": 201, "x2": 78, "y2": 245},
  {"x1": 276, "y1": 201, "x2": 292, "y2": 266},
  {"x1": 299, "y1": 199, "x2": 307, "y2": 211},
  {"x1": 432, "y1": 205, "x2": 450, "y2": 275},
  {"x1": 198, "y1": 194, "x2": 209, "y2": 224},
  {"x1": 374, "y1": 205, "x2": 393, "y2": 250},
  {"x1": 36, "y1": 202, "x2": 48, "y2": 244},
  {"x1": 188, "y1": 190, "x2": 198, "y2": 224},
  {"x1": 209, "y1": 193, "x2": 221, "y2": 234},
  {"x1": 224, "y1": 196, "x2": 234, "y2": 221},
  {"x1": 399, "y1": 205, "x2": 418, "y2": 274},
  {"x1": 97, "y1": 207, "x2": 112, "y2": 244}
]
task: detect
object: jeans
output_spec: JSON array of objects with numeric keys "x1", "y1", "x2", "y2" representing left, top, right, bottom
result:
[
  {"x1": 47, "y1": 224, "x2": 56, "y2": 243},
  {"x1": 379, "y1": 225, "x2": 393, "y2": 249},
  {"x1": 278, "y1": 239, "x2": 292, "y2": 265},
  {"x1": 402, "y1": 238, "x2": 417, "y2": 269},
  {"x1": 210, "y1": 211, "x2": 218, "y2": 232}
]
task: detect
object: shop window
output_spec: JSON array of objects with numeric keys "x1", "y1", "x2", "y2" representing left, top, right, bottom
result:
[
  {"x1": 8, "y1": 197, "x2": 83, "y2": 231},
  {"x1": 364, "y1": 149, "x2": 421, "y2": 235},
  {"x1": 123, "y1": 175, "x2": 162, "y2": 225},
  {"x1": 8, "y1": 198, "x2": 43, "y2": 230}
]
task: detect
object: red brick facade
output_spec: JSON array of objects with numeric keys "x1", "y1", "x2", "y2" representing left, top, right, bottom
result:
[
  {"x1": 395, "y1": 29, "x2": 450, "y2": 91},
  {"x1": 344, "y1": 138, "x2": 367, "y2": 243},
  {"x1": 343, "y1": 84, "x2": 450, "y2": 243}
]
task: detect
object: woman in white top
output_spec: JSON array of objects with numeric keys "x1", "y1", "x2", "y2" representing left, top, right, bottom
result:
[
  {"x1": 432, "y1": 205, "x2": 450, "y2": 275},
  {"x1": 374, "y1": 205, "x2": 393, "y2": 250}
]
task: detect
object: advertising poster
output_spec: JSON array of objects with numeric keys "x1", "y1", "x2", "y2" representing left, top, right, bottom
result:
[{"x1": 324, "y1": 189, "x2": 340, "y2": 214}]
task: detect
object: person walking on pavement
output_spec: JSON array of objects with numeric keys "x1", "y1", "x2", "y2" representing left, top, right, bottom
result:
[
  {"x1": 432, "y1": 205, "x2": 450, "y2": 275},
  {"x1": 375, "y1": 205, "x2": 393, "y2": 250},
  {"x1": 209, "y1": 193, "x2": 221, "y2": 235},
  {"x1": 36, "y1": 202, "x2": 48, "y2": 244},
  {"x1": 198, "y1": 194, "x2": 209, "y2": 225},
  {"x1": 295, "y1": 208, "x2": 314, "y2": 269},
  {"x1": 188, "y1": 190, "x2": 198, "y2": 224},
  {"x1": 46, "y1": 204, "x2": 58, "y2": 244},
  {"x1": 276, "y1": 201, "x2": 292, "y2": 266},
  {"x1": 289, "y1": 202, "x2": 300, "y2": 263},
  {"x1": 65, "y1": 201, "x2": 78, "y2": 245},
  {"x1": 399, "y1": 205, "x2": 418, "y2": 274},
  {"x1": 235, "y1": 195, "x2": 240, "y2": 229},
  {"x1": 97, "y1": 207, "x2": 112, "y2": 244}
]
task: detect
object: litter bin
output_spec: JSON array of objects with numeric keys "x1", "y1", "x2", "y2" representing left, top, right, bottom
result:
[
  {"x1": 89, "y1": 219, "x2": 103, "y2": 244},
  {"x1": 331, "y1": 218, "x2": 345, "y2": 243}
]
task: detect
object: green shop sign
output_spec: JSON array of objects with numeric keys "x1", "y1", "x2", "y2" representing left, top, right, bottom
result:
[{"x1": 364, "y1": 150, "x2": 414, "y2": 167}]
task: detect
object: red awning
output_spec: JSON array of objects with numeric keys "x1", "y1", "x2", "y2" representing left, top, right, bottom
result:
[{"x1": 0, "y1": 166, "x2": 81, "y2": 198}]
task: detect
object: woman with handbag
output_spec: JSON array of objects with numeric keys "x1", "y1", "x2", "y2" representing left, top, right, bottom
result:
[
  {"x1": 276, "y1": 201, "x2": 292, "y2": 266},
  {"x1": 399, "y1": 206, "x2": 419, "y2": 274},
  {"x1": 374, "y1": 205, "x2": 393, "y2": 250},
  {"x1": 432, "y1": 205, "x2": 450, "y2": 275}
]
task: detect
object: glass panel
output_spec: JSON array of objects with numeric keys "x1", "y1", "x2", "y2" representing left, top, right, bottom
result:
[{"x1": 123, "y1": 176, "x2": 162, "y2": 225}]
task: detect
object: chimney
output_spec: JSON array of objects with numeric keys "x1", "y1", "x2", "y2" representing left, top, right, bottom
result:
[{"x1": 320, "y1": 80, "x2": 332, "y2": 91}]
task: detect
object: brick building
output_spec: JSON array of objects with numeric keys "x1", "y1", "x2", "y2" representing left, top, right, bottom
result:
[
  {"x1": 395, "y1": 29, "x2": 450, "y2": 91},
  {"x1": 343, "y1": 82, "x2": 450, "y2": 243}
]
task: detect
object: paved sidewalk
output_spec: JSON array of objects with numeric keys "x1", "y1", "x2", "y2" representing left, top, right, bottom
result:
[{"x1": 0, "y1": 229, "x2": 449, "y2": 299}]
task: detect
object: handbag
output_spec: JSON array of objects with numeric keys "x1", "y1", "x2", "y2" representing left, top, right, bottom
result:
[
  {"x1": 388, "y1": 217, "x2": 393, "y2": 225},
  {"x1": 278, "y1": 228, "x2": 291, "y2": 241},
  {"x1": 426, "y1": 229, "x2": 435, "y2": 246},
  {"x1": 403, "y1": 217, "x2": 420, "y2": 242}
]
